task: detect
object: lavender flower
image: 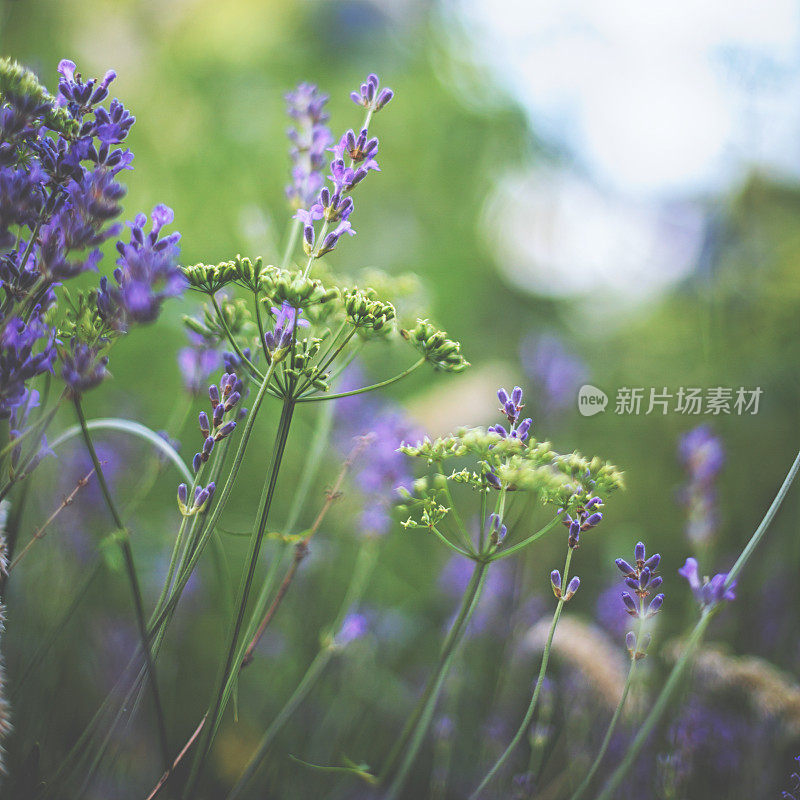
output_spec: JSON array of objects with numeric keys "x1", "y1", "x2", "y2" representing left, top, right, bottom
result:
[
  {"x1": 678, "y1": 557, "x2": 736, "y2": 608},
  {"x1": 60, "y1": 340, "x2": 109, "y2": 393},
  {"x1": 285, "y1": 83, "x2": 332, "y2": 210},
  {"x1": 678, "y1": 425, "x2": 724, "y2": 546},
  {"x1": 551, "y1": 570, "x2": 580, "y2": 601},
  {"x1": 177, "y1": 481, "x2": 216, "y2": 516},
  {"x1": 616, "y1": 541, "x2": 664, "y2": 622},
  {"x1": 188, "y1": 371, "x2": 243, "y2": 476},
  {"x1": 263, "y1": 301, "x2": 309, "y2": 359},
  {"x1": 294, "y1": 73, "x2": 392, "y2": 262},
  {"x1": 559, "y1": 495, "x2": 603, "y2": 548},
  {"x1": 350, "y1": 73, "x2": 394, "y2": 113},
  {"x1": 96, "y1": 205, "x2": 183, "y2": 329},
  {"x1": 0, "y1": 313, "x2": 56, "y2": 418},
  {"x1": 178, "y1": 332, "x2": 220, "y2": 394},
  {"x1": 519, "y1": 332, "x2": 588, "y2": 414},
  {"x1": 488, "y1": 386, "x2": 532, "y2": 442},
  {"x1": 333, "y1": 364, "x2": 420, "y2": 537},
  {"x1": 335, "y1": 611, "x2": 369, "y2": 647}
]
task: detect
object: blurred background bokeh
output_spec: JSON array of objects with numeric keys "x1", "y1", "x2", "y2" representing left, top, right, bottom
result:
[{"x1": 2, "y1": 0, "x2": 800, "y2": 797}]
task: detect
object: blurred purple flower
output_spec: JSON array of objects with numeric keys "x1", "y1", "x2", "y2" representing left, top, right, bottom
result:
[{"x1": 519, "y1": 332, "x2": 588, "y2": 414}]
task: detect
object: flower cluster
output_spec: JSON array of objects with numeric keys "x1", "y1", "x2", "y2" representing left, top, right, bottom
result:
[
  {"x1": 190, "y1": 371, "x2": 243, "y2": 473},
  {"x1": 0, "y1": 57, "x2": 181, "y2": 479},
  {"x1": 177, "y1": 481, "x2": 216, "y2": 517},
  {"x1": 616, "y1": 542, "x2": 664, "y2": 658},
  {"x1": 285, "y1": 83, "x2": 332, "y2": 210},
  {"x1": 678, "y1": 425, "x2": 724, "y2": 546},
  {"x1": 294, "y1": 73, "x2": 393, "y2": 262},
  {"x1": 96, "y1": 205, "x2": 183, "y2": 330},
  {"x1": 559, "y1": 496, "x2": 603, "y2": 548},
  {"x1": 678, "y1": 557, "x2": 736, "y2": 608},
  {"x1": 488, "y1": 387, "x2": 532, "y2": 442}
]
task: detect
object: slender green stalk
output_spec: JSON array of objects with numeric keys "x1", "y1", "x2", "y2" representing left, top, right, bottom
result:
[
  {"x1": 211, "y1": 294, "x2": 264, "y2": 381},
  {"x1": 284, "y1": 399, "x2": 335, "y2": 532},
  {"x1": 227, "y1": 540, "x2": 379, "y2": 798},
  {"x1": 72, "y1": 397, "x2": 171, "y2": 773},
  {"x1": 595, "y1": 448, "x2": 800, "y2": 800},
  {"x1": 568, "y1": 658, "x2": 638, "y2": 800},
  {"x1": 182, "y1": 398, "x2": 296, "y2": 797},
  {"x1": 296, "y1": 357, "x2": 426, "y2": 402},
  {"x1": 281, "y1": 216, "x2": 302, "y2": 267},
  {"x1": 470, "y1": 546, "x2": 574, "y2": 799},
  {"x1": 489, "y1": 514, "x2": 562, "y2": 562},
  {"x1": 380, "y1": 559, "x2": 489, "y2": 792}
]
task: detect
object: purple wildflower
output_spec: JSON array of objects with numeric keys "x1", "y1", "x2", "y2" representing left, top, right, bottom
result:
[
  {"x1": 350, "y1": 73, "x2": 394, "y2": 113},
  {"x1": 678, "y1": 425, "x2": 724, "y2": 546},
  {"x1": 678, "y1": 556, "x2": 736, "y2": 608},
  {"x1": 97, "y1": 205, "x2": 183, "y2": 329},
  {"x1": 519, "y1": 332, "x2": 588, "y2": 414},
  {"x1": 334, "y1": 364, "x2": 420, "y2": 537},
  {"x1": 488, "y1": 386, "x2": 533, "y2": 443},
  {"x1": 335, "y1": 612, "x2": 369, "y2": 646},
  {"x1": 285, "y1": 83, "x2": 332, "y2": 210},
  {"x1": 0, "y1": 314, "x2": 56, "y2": 418},
  {"x1": 178, "y1": 332, "x2": 220, "y2": 394},
  {"x1": 60, "y1": 340, "x2": 109, "y2": 393},
  {"x1": 559, "y1": 495, "x2": 603, "y2": 548}
]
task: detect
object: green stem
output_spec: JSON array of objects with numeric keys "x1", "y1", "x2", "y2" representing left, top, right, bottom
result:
[
  {"x1": 381, "y1": 559, "x2": 489, "y2": 792},
  {"x1": 296, "y1": 357, "x2": 426, "y2": 402},
  {"x1": 284, "y1": 399, "x2": 335, "y2": 532},
  {"x1": 595, "y1": 448, "x2": 800, "y2": 800},
  {"x1": 182, "y1": 397, "x2": 296, "y2": 797},
  {"x1": 211, "y1": 293, "x2": 264, "y2": 381},
  {"x1": 281, "y1": 216, "x2": 302, "y2": 267},
  {"x1": 568, "y1": 658, "x2": 638, "y2": 800},
  {"x1": 72, "y1": 396, "x2": 171, "y2": 774},
  {"x1": 227, "y1": 540, "x2": 379, "y2": 798},
  {"x1": 489, "y1": 514, "x2": 562, "y2": 562},
  {"x1": 470, "y1": 547, "x2": 574, "y2": 799}
]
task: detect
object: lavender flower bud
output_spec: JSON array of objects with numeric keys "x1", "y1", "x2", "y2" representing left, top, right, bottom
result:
[
  {"x1": 644, "y1": 553, "x2": 661, "y2": 571},
  {"x1": 497, "y1": 388, "x2": 509, "y2": 405},
  {"x1": 625, "y1": 631, "x2": 637, "y2": 654},
  {"x1": 212, "y1": 403, "x2": 224, "y2": 426},
  {"x1": 564, "y1": 576, "x2": 580, "y2": 601},
  {"x1": 568, "y1": 519, "x2": 581, "y2": 548},
  {"x1": 224, "y1": 391, "x2": 240, "y2": 412},
  {"x1": 511, "y1": 386, "x2": 523, "y2": 406},
  {"x1": 649, "y1": 575, "x2": 663, "y2": 590},
  {"x1": 192, "y1": 453, "x2": 202, "y2": 473},
  {"x1": 585, "y1": 512, "x2": 603, "y2": 527},
  {"x1": 550, "y1": 570, "x2": 562, "y2": 598},
  {"x1": 585, "y1": 496, "x2": 602, "y2": 511},
  {"x1": 639, "y1": 567, "x2": 651, "y2": 590},
  {"x1": 616, "y1": 558, "x2": 636, "y2": 577},
  {"x1": 375, "y1": 87, "x2": 394, "y2": 110},
  {"x1": 621, "y1": 592, "x2": 638, "y2": 616},
  {"x1": 208, "y1": 384, "x2": 220, "y2": 407},
  {"x1": 215, "y1": 420, "x2": 236, "y2": 441},
  {"x1": 635, "y1": 542, "x2": 646, "y2": 563},
  {"x1": 199, "y1": 411, "x2": 210, "y2": 437},
  {"x1": 647, "y1": 593, "x2": 665, "y2": 617}
]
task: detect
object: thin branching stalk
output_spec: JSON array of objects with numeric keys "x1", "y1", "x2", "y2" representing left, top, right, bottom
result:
[{"x1": 469, "y1": 546, "x2": 574, "y2": 799}]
